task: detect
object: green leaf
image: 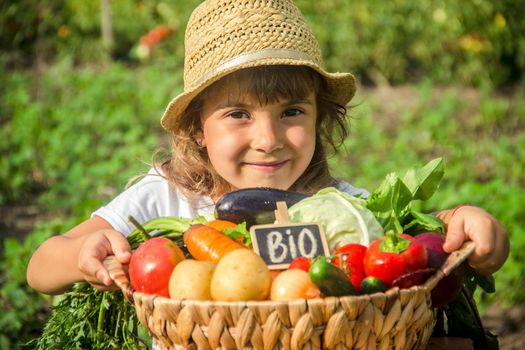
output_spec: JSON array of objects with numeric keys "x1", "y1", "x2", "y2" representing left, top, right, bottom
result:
[
  {"x1": 367, "y1": 173, "x2": 413, "y2": 212},
  {"x1": 223, "y1": 222, "x2": 252, "y2": 245},
  {"x1": 367, "y1": 158, "x2": 446, "y2": 235},
  {"x1": 402, "y1": 210, "x2": 445, "y2": 234},
  {"x1": 402, "y1": 157, "x2": 444, "y2": 201},
  {"x1": 474, "y1": 274, "x2": 496, "y2": 294},
  {"x1": 366, "y1": 173, "x2": 413, "y2": 232},
  {"x1": 464, "y1": 270, "x2": 496, "y2": 294},
  {"x1": 379, "y1": 232, "x2": 410, "y2": 253},
  {"x1": 445, "y1": 290, "x2": 500, "y2": 349}
]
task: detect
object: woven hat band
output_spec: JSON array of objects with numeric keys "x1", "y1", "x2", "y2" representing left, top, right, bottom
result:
[{"x1": 189, "y1": 48, "x2": 317, "y2": 90}]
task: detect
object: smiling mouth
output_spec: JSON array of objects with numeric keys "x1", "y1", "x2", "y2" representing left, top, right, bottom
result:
[{"x1": 243, "y1": 160, "x2": 288, "y2": 172}]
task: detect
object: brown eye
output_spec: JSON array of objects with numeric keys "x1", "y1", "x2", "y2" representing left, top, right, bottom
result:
[
  {"x1": 228, "y1": 111, "x2": 249, "y2": 119},
  {"x1": 283, "y1": 108, "x2": 302, "y2": 117}
]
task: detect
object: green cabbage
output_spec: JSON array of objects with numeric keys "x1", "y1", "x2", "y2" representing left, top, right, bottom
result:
[{"x1": 288, "y1": 187, "x2": 383, "y2": 251}]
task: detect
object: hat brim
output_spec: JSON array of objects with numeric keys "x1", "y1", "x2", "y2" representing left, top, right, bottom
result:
[{"x1": 160, "y1": 58, "x2": 356, "y2": 131}]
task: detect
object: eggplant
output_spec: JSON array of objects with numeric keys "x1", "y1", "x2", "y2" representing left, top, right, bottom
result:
[{"x1": 215, "y1": 187, "x2": 308, "y2": 227}]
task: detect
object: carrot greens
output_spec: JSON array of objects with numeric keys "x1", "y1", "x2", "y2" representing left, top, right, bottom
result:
[{"x1": 29, "y1": 216, "x2": 199, "y2": 349}]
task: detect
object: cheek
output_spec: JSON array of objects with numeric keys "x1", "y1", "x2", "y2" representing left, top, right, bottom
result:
[
  {"x1": 287, "y1": 124, "x2": 316, "y2": 151},
  {"x1": 204, "y1": 126, "x2": 245, "y2": 161}
]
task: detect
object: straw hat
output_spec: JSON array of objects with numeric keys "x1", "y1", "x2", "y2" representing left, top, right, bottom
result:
[{"x1": 160, "y1": 0, "x2": 357, "y2": 131}]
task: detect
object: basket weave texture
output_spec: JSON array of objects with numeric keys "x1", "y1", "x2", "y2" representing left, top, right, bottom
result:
[{"x1": 105, "y1": 242, "x2": 474, "y2": 350}]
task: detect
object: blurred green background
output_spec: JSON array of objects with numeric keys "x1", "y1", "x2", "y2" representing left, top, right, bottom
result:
[{"x1": 1, "y1": 0, "x2": 524, "y2": 349}]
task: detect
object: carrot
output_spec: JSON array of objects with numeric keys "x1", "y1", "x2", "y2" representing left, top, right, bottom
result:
[
  {"x1": 206, "y1": 219, "x2": 238, "y2": 232},
  {"x1": 206, "y1": 219, "x2": 247, "y2": 244},
  {"x1": 183, "y1": 224, "x2": 246, "y2": 263}
]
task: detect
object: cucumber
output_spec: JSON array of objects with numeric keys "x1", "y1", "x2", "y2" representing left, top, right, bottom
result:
[
  {"x1": 215, "y1": 187, "x2": 308, "y2": 227},
  {"x1": 309, "y1": 257, "x2": 356, "y2": 297}
]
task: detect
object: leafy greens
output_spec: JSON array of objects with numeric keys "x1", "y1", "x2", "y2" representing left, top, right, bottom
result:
[{"x1": 366, "y1": 157, "x2": 446, "y2": 235}]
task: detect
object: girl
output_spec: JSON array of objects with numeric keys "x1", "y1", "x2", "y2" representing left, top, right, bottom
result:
[{"x1": 27, "y1": 0, "x2": 508, "y2": 295}]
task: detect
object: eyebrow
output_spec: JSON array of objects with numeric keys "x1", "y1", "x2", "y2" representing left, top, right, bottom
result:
[{"x1": 215, "y1": 97, "x2": 313, "y2": 110}]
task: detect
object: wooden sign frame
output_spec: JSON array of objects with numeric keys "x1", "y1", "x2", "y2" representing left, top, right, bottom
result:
[{"x1": 249, "y1": 202, "x2": 330, "y2": 269}]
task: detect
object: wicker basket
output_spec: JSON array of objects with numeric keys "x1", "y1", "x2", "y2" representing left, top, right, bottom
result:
[{"x1": 105, "y1": 242, "x2": 475, "y2": 350}]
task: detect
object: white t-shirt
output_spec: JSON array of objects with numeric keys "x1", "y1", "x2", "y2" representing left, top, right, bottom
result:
[{"x1": 92, "y1": 169, "x2": 368, "y2": 235}]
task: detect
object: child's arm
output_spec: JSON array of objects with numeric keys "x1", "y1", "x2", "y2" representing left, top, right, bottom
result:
[
  {"x1": 435, "y1": 206, "x2": 509, "y2": 275},
  {"x1": 26, "y1": 216, "x2": 131, "y2": 295}
]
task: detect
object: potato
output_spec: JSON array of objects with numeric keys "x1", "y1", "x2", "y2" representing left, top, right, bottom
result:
[
  {"x1": 168, "y1": 259, "x2": 216, "y2": 300},
  {"x1": 211, "y1": 249, "x2": 271, "y2": 301}
]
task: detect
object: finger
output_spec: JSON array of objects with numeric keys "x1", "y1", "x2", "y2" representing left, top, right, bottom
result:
[
  {"x1": 96, "y1": 265, "x2": 113, "y2": 286},
  {"x1": 84, "y1": 267, "x2": 120, "y2": 291},
  {"x1": 468, "y1": 236, "x2": 495, "y2": 267},
  {"x1": 85, "y1": 276, "x2": 109, "y2": 289},
  {"x1": 78, "y1": 246, "x2": 112, "y2": 285},
  {"x1": 105, "y1": 230, "x2": 132, "y2": 263},
  {"x1": 469, "y1": 230, "x2": 505, "y2": 275},
  {"x1": 443, "y1": 219, "x2": 467, "y2": 253},
  {"x1": 79, "y1": 258, "x2": 113, "y2": 286},
  {"x1": 466, "y1": 218, "x2": 496, "y2": 266}
]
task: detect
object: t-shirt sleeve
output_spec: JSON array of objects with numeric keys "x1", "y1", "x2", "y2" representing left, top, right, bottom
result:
[
  {"x1": 335, "y1": 180, "x2": 370, "y2": 198},
  {"x1": 92, "y1": 172, "x2": 214, "y2": 236},
  {"x1": 92, "y1": 174, "x2": 169, "y2": 235}
]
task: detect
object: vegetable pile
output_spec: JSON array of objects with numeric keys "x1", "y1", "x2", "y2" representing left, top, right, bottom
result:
[
  {"x1": 123, "y1": 221, "x2": 448, "y2": 303},
  {"x1": 31, "y1": 158, "x2": 498, "y2": 349}
]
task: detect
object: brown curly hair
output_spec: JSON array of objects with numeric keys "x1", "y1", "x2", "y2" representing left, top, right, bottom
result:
[{"x1": 155, "y1": 65, "x2": 350, "y2": 201}]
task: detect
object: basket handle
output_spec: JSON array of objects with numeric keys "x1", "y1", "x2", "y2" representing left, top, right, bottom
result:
[
  {"x1": 423, "y1": 240, "x2": 475, "y2": 291},
  {"x1": 103, "y1": 255, "x2": 135, "y2": 303}
]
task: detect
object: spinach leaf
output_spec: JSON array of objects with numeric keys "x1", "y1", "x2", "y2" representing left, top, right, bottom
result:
[
  {"x1": 403, "y1": 157, "x2": 444, "y2": 201},
  {"x1": 366, "y1": 157, "x2": 445, "y2": 234}
]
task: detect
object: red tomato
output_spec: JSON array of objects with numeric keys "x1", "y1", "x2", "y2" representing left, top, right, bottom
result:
[
  {"x1": 364, "y1": 233, "x2": 428, "y2": 286},
  {"x1": 332, "y1": 244, "x2": 367, "y2": 292},
  {"x1": 332, "y1": 244, "x2": 367, "y2": 269},
  {"x1": 347, "y1": 267, "x2": 365, "y2": 293},
  {"x1": 288, "y1": 256, "x2": 311, "y2": 272},
  {"x1": 129, "y1": 237, "x2": 185, "y2": 297}
]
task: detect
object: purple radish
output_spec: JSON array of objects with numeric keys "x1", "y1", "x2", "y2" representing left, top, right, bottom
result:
[{"x1": 414, "y1": 232, "x2": 466, "y2": 308}]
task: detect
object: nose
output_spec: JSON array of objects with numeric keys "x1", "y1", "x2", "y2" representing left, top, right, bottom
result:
[{"x1": 251, "y1": 117, "x2": 284, "y2": 153}]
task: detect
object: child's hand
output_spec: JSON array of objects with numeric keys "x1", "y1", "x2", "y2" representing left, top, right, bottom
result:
[
  {"x1": 441, "y1": 205, "x2": 509, "y2": 275},
  {"x1": 78, "y1": 229, "x2": 131, "y2": 291}
]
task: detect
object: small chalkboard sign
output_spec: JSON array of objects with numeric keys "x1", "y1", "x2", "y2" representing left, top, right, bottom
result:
[{"x1": 250, "y1": 202, "x2": 330, "y2": 269}]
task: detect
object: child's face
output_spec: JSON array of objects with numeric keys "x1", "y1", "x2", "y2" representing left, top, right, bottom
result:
[{"x1": 199, "y1": 84, "x2": 317, "y2": 191}]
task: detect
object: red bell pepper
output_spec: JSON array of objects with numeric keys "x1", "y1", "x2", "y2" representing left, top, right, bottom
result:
[
  {"x1": 363, "y1": 233, "x2": 428, "y2": 286},
  {"x1": 288, "y1": 256, "x2": 311, "y2": 272}
]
